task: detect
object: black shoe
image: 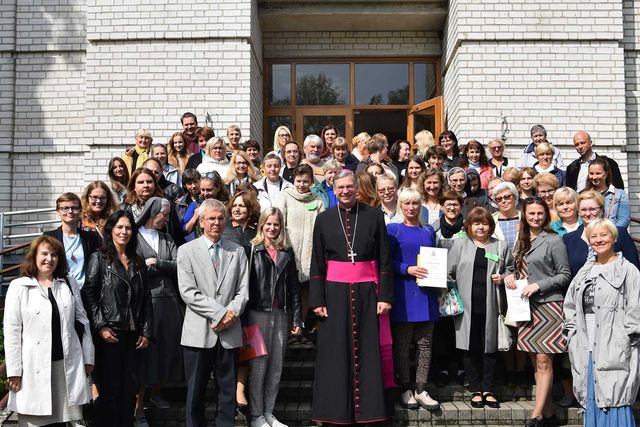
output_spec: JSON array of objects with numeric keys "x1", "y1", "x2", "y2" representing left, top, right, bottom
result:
[
  {"x1": 524, "y1": 416, "x2": 544, "y2": 427},
  {"x1": 470, "y1": 392, "x2": 484, "y2": 408},
  {"x1": 482, "y1": 392, "x2": 500, "y2": 409},
  {"x1": 543, "y1": 414, "x2": 558, "y2": 426}
]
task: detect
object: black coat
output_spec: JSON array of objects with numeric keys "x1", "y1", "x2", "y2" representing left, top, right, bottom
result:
[
  {"x1": 565, "y1": 153, "x2": 624, "y2": 190},
  {"x1": 44, "y1": 226, "x2": 102, "y2": 273},
  {"x1": 82, "y1": 251, "x2": 153, "y2": 338},
  {"x1": 246, "y1": 244, "x2": 302, "y2": 328},
  {"x1": 185, "y1": 152, "x2": 203, "y2": 171}
]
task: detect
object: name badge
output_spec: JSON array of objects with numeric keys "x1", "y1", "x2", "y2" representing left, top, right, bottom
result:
[
  {"x1": 485, "y1": 252, "x2": 499, "y2": 262},
  {"x1": 306, "y1": 201, "x2": 318, "y2": 211}
]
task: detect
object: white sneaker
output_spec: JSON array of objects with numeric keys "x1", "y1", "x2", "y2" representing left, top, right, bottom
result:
[
  {"x1": 251, "y1": 415, "x2": 271, "y2": 427},
  {"x1": 264, "y1": 413, "x2": 288, "y2": 427},
  {"x1": 400, "y1": 389, "x2": 419, "y2": 409},
  {"x1": 414, "y1": 390, "x2": 440, "y2": 411}
]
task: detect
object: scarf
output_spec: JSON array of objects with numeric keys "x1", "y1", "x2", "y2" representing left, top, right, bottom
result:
[
  {"x1": 283, "y1": 186, "x2": 317, "y2": 203},
  {"x1": 133, "y1": 145, "x2": 150, "y2": 170},
  {"x1": 440, "y1": 214, "x2": 464, "y2": 238}
]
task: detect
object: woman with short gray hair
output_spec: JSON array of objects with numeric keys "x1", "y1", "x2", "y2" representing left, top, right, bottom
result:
[{"x1": 491, "y1": 181, "x2": 520, "y2": 251}]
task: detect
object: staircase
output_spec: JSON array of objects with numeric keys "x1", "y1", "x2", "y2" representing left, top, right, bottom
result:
[{"x1": 140, "y1": 346, "x2": 623, "y2": 427}]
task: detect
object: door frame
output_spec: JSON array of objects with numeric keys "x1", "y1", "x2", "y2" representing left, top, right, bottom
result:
[{"x1": 407, "y1": 95, "x2": 445, "y2": 145}]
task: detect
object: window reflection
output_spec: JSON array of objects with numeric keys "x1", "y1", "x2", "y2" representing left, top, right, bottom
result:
[
  {"x1": 270, "y1": 64, "x2": 291, "y2": 106},
  {"x1": 296, "y1": 64, "x2": 349, "y2": 105},
  {"x1": 414, "y1": 63, "x2": 437, "y2": 104},
  {"x1": 303, "y1": 116, "x2": 345, "y2": 139},
  {"x1": 355, "y1": 64, "x2": 409, "y2": 105}
]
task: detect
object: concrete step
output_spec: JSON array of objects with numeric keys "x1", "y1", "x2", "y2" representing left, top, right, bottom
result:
[{"x1": 141, "y1": 401, "x2": 594, "y2": 426}]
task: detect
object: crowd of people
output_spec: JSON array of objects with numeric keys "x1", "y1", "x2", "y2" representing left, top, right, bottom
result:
[{"x1": 3, "y1": 113, "x2": 640, "y2": 427}]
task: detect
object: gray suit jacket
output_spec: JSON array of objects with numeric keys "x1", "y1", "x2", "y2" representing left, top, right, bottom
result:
[
  {"x1": 514, "y1": 231, "x2": 571, "y2": 304},
  {"x1": 177, "y1": 235, "x2": 249, "y2": 349},
  {"x1": 447, "y1": 237, "x2": 512, "y2": 352}
]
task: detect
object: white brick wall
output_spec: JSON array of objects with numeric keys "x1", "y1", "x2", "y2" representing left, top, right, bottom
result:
[
  {"x1": 16, "y1": 0, "x2": 86, "y2": 52},
  {"x1": 263, "y1": 31, "x2": 442, "y2": 58},
  {"x1": 13, "y1": 52, "x2": 86, "y2": 153},
  {"x1": 86, "y1": 0, "x2": 251, "y2": 41},
  {"x1": 444, "y1": 0, "x2": 632, "y2": 203}
]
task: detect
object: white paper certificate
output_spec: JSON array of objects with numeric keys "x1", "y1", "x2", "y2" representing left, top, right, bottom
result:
[
  {"x1": 416, "y1": 247, "x2": 448, "y2": 288},
  {"x1": 505, "y1": 279, "x2": 531, "y2": 321}
]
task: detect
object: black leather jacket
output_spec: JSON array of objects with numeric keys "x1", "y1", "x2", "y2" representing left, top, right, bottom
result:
[
  {"x1": 82, "y1": 251, "x2": 153, "y2": 338},
  {"x1": 246, "y1": 245, "x2": 302, "y2": 328}
]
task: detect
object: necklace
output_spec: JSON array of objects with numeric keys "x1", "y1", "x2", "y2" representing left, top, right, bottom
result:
[{"x1": 337, "y1": 203, "x2": 359, "y2": 264}]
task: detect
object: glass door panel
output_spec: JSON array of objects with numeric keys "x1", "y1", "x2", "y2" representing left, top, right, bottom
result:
[
  {"x1": 407, "y1": 96, "x2": 444, "y2": 145},
  {"x1": 353, "y1": 110, "x2": 408, "y2": 144},
  {"x1": 294, "y1": 108, "x2": 349, "y2": 144}
]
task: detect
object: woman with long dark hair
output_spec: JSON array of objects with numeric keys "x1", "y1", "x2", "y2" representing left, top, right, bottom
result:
[
  {"x1": 438, "y1": 130, "x2": 460, "y2": 172},
  {"x1": 82, "y1": 210, "x2": 152, "y2": 427},
  {"x1": 458, "y1": 139, "x2": 493, "y2": 189},
  {"x1": 108, "y1": 157, "x2": 130, "y2": 203},
  {"x1": 583, "y1": 156, "x2": 630, "y2": 227},
  {"x1": 504, "y1": 198, "x2": 571, "y2": 427}
]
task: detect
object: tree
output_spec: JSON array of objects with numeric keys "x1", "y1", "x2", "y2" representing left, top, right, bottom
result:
[{"x1": 296, "y1": 73, "x2": 344, "y2": 105}]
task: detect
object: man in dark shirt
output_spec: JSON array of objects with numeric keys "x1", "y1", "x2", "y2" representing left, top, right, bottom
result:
[{"x1": 565, "y1": 131, "x2": 624, "y2": 192}]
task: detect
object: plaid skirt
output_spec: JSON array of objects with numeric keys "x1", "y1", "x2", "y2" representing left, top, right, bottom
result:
[
  {"x1": 517, "y1": 300, "x2": 566, "y2": 354},
  {"x1": 18, "y1": 359, "x2": 83, "y2": 427}
]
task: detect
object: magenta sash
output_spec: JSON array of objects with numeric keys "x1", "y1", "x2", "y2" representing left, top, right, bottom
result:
[{"x1": 326, "y1": 260, "x2": 395, "y2": 389}]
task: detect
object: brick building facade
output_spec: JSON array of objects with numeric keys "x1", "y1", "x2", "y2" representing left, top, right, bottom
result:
[{"x1": 0, "y1": 0, "x2": 638, "y2": 221}]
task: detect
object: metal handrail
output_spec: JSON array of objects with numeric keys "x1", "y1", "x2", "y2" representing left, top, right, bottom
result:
[{"x1": 0, "y1": 207, "x2": 56, "y2": 280}]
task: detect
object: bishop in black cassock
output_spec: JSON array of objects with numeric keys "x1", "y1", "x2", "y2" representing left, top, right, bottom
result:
[{"x1": 309, "y1": 171, "x2": 394, "y2": 425}]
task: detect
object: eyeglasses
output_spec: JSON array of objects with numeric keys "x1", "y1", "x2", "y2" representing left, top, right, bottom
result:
[
  {"x1": 443, "y1": 203, "x2": 461, "y2": 210},
  {"x1": 235, "y1": 161, "x2": 249, "y2": 166},
  {"x1": 377, "y1": 187, "x2": 396, "y2": 194},
  {"x1": 89, "y1": 195, "x2": 107, "y2": 202},
  {"x1": 489, "y1": 146, "x2": 503, "y2": 151},
  {"x1": 579, "y1": 207, "x2": 601, "y2": 214},
  {"x1": 538, "y1": 189, "x2": 556, "y2": 196},
  {"x1": 278, "y1": 134, "x2": 290, "y2": 138},
  {"x1": 59, "y1": 206, "x2": 81, "y2": 213},
  {"x1": 495, "y1": 194, "x2": 513, "y2": 203}
]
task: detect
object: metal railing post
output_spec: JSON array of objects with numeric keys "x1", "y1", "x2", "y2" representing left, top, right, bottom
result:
[{"x1": 0, "y1": 212, "x2": 4, "y2": 275}]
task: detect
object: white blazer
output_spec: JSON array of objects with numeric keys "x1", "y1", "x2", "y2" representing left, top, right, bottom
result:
[{"x1": 3, "y1": 276, "x2": 94, "y2": 415}]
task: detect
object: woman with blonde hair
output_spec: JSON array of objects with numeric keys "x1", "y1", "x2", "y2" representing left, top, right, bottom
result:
[
  {"x1": 414, "y1": 130, "x2": 435, "y2": 158},
  {"x1": 551, "y1": 187, "x2": 580, "y2": 236},
  {"x1": 167, "y1": 132, "x2": 191, "y2": 173},
  {"x1": 533, "y1": 143, "x2": 565, "y2": 186},
  {"x1": 563, "y1": 218, "x2": 640, "y2": 426},
  {"x1": 247, "y1": 207, "x2": 302, "y2": 427},
  {"x1": 417, "y1": 168, "x2": 445, "y2": 225},
  {"x1": 81, "y1": 180, "x2": 118, "y2": 236},
  {"x1": 532, "y1": 172, "x2": 560, "y2": 221},
  {"x1": 272, "y1": 125, "x2": 292, "y2": 156},
  {"x1": 197, "y1": 137, "x2": 231, "y2": 178},
  {"x1": 351, "y1": 131, "x2": 370, "y2": 161},
  {"x1": 225, "y1": 150, "x2": 260, "y2": 195}
]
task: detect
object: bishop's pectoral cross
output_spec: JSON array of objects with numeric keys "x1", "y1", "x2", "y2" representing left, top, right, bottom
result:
[{"x1": 348, "y1": 249, "x2": 357, "y2": 264}]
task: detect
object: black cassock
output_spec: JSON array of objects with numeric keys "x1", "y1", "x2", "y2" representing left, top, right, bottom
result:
[{"x1": 309, "y1": 202, "x2": 393, "y2": 424}]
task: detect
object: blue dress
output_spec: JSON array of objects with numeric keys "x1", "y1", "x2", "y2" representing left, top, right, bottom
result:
[{"x1": 387, "y1": 223, "x2": 439, "y2": 322}]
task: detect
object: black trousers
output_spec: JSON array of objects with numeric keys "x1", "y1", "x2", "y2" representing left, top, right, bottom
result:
[
  {"x1": 183, "y1": 342, "x2": 238, "y2": 427},
  {"x1": 93, "y1": 331, "x2": 140, "y2": 427},
  {"x1": 463, "y1": 312, "x2": 498, "y2": 393}
]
